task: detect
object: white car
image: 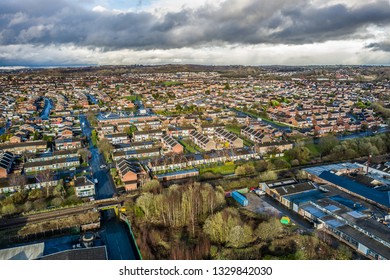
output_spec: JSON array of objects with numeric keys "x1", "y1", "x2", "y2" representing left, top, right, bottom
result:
[{"x1": 94, "y1": 178, "x2": 98, "y2": 184}]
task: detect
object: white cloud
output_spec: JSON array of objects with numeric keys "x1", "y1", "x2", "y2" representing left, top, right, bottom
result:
[{"x1": 1, "y1": 40, "x2": 389, "y2": 66}]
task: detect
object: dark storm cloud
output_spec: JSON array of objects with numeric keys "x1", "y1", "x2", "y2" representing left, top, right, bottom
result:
[
  {"x1": 366, "y1": 41, "x2": 390, "y2": 52},
  {"x1": 0, "y1": 0, "x2": 389, "y2": 50}
]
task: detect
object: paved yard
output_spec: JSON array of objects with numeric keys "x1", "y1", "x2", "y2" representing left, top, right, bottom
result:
[{"x1": 245, "y1": 193, "x2": 281, "y2": 217}]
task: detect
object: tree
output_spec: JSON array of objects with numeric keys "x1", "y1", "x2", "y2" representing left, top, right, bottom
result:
[
  {"x1": 50, "y1": 197, "x2": 63, "y2": 207},
  {"x1": 36, "y1": 170, "x2": 54, "y2": 197},
  {"x1": 28, "y1": 189, "x2": 43, "y2": 200},
  {"x1": 125, "y1": 125, "x2": 137, "y2": 136},
  {"x1": 255, "y1": 217, "x2": 283, "y2": 241},
  {"x1": 1, "y1": 203, "x2": 17, "y2": 216},
  {"x1": 33, "y1": 198, "x2": 47, "y2": 211},
  {"x1": 227, "y1": 225, "x2": 254, "y2": 248},
  {"x1": 78, "y1": 148, "x2": 91, "y2": 164},
  {"x1": 235, "y1": 166, "x2": 246, "y2": 176},
  {"x1": 86, "y1": 111, "x2": 97, "y2": 127},
  {"x1": 203, "y1": 208, "x2": 244, "y2": 245},
  {"x1": 272, "y1": 158, "x2": 290, "y2": 169},
  {"x1": 143, "y1": 180, "x2": 161, "y2": 193},
  {"x1": 259, "y1": 170, "x2": 277, "y2": 182},
  {"x1": 319, "y1": 135, "x2": 339, "y2": 157},
  {"x1": 285, "y1": 146, "x2": 311, "y2": 164},
  {"x1": 334, "y1": 244, "x2": 352, "y2": 260},
  {"x1": 8, "y1": 173, "x2": 27, "y2": 189},
  {"x1": 97, "y1": 138, "x2": 114, "y2": 161},
  {"x1": 23, "y1": 201, "x2": 33, "y2": 213},
  {"x1": 53, "y1": 180, "x2": 65, "y2": 200},
  {"x1": 33, "y1": 131, "x2": 40, "y2": 140},
  {"x1": 91, "y1": 129, "x2": 98, "y2": 146}
]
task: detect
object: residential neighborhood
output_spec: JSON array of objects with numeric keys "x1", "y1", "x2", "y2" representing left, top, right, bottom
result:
[{"x1": 0, "y1": 65, "x2": 389, "y2": 261}]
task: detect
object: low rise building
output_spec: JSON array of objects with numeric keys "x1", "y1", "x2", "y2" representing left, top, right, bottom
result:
[
  {"x1": 74, "y1": 176, "x2": 95, "y2": 197},
  {"x1": 215, "y1": 128, "x2": 244, "y2": 148},
  {"x1": 190, "y1": 131, "x2": 216, "y2": 151},
  {"x1": 116, "y1": 158, "x2": 147, "y2": 191},
  {"x1": 0, "y1": 141, "x2": 47, "y2": 154},
  {"x1": 0, "y1": 152, "x2": 14, "y2": 178},
  {"x1": 161, "y1": 135, "x2": 183, "y2": 154}
]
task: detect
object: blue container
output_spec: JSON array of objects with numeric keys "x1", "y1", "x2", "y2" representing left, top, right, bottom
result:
[{"x1": 232, "y1": 191, "x2": 249, "y2": 207}]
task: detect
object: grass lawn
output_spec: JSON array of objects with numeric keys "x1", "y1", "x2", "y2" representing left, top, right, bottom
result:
[
  {"x1": 124, "y1": 95, "x2": 139, "y2": 101},
  {"x1": 178, "y1": 139, "x2": 203, "y2": 153},
  {"x1": 243, "y1": 110, "x2": 295, "y2": 128},
  {"x1": 199, "y1": 163, "x2": 236, "y2": 175},
  {"x1": 226, "y1": 124, "x2": 241, "y2": 135},
  {"x1": 163, "y1": 81, "x2": 183, "y2": 87}
]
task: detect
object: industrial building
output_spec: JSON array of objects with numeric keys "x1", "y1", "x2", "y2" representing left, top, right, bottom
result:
[{"x1": 260, "y1": 163, "x2": 390, "y2": 260}]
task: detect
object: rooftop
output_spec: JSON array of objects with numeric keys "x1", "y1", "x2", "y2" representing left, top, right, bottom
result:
[
  {"x1": 319, "y1": 171, "x2": 390, "y2": 208},
  {"x1": 303, "y1": 162, "x2": 362, "y2": 176}
]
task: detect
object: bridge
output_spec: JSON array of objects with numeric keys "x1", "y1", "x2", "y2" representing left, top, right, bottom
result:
[{"x1": 0, "y1": 197, "x2": 128, "y2": 230}]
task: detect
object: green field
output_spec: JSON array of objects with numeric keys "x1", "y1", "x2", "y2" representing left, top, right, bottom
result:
[{"x1": 199, "y1": 163, "x2": 236, "y2": 175}]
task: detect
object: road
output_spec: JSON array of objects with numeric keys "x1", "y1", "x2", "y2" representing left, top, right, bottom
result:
[
  {"x1": 79, "y1": 114, "x2": 116, "y2": 199},
  {"x1": 262, "y1": 195, "x2": 314, "y2": 232},
  {"x1": 0, "y1": 121, "x2": 11, "y2": 136},
  {"x1": 40, "y1": 97, "x2": 53, "y2": 120},
  {"x1": 79, "y1": 114, "x2": 137, "y2": 260}
]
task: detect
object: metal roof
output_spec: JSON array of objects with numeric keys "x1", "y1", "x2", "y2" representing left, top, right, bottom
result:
[
  {"x1": 320, "y1": 171, "x2": 390, "y2": 208},
  {"x1": 303, "y1": 162, "x2": 362, "y2": 176}
]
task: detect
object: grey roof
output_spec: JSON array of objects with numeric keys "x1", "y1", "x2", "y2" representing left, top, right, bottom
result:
[
  {"x1": 0, "y1": 151, "x2": 13, "y2": 170},
  {"x1": 0, "y1": 141, "x2": 47, "y2": 150},
  {"x1": 336, "y1": 225, "x2": 390, "y2": 259},
  {"x1": 190, "y1": 131, "x2": 213, "y2": 145},
  {"x1": 162, "y1": 135, "x2": 180, "y2": 148},
  {"x1": 40, "y1": 246, "x2": 107, "y2": 260},
  {"x1": 55, "y1": 137, "x2": 82, "y2": 144},
  {"x1": 156, "y1": 169, "x2": 199, "y2": 179},
  {"x1": 75, "y1": 176, "x2": 94, "y2": 187},
  {"x1": 0, "y1": 243, "x2": 45, "y2": 260},
  {"x1": 303, "y1": 205, "x2": 328, "y2": 219},
  {"x1": 113, "y1": 148, "x2": 160, "y2": 158},
  {"x1": 116, "y1": 158, "x2": 144, "y2": 175},
  {"x1": 24, "y1": 157, "x2": 79, "y2": 168},
  {"x1": 133, "y1": 129, "x2": 163, "y2": 136},
  {"x1": 215, "y1": 128, "x2": 239, "y2": 142},
  {"x1": 303, "y1": 162, "x2": 362, "y2": 176}
]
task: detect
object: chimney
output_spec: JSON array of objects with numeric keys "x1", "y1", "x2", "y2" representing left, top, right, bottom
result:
[{"x1": 366, "y1": 154, "x2": 372, "y2": 174}]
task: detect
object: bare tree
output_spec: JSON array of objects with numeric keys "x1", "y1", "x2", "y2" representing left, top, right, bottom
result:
[
  {"x1": 8, "y1": 173, "x2": 27, "y2": 190},
  {"x1": 36, "y1": 170, "x2": 54, "y2": 197},
  {"x1": 78, "y1": 148, "x2": 91, "y2": 164},
  {"x1": 97, "y1": 138, "x2": 113, "y2": 161}
]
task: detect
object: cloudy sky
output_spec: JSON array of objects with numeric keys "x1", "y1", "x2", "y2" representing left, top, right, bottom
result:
[{"x1": 0, "y1": 0, "x2": 389, "y2": 66}]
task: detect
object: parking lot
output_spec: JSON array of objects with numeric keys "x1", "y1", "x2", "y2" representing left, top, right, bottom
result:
[
  {"x1": 245, "y1": 193, "x2": 281, "y2": 217},
  {"x1": 245, "y1": 193, "x2": 315, "y2": 232}
]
